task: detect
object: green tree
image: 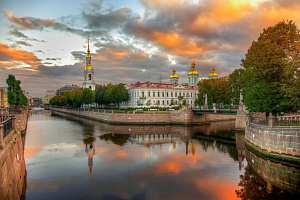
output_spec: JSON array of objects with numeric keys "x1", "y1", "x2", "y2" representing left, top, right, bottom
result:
[
  {"x1": 81, "y1": 88, "x2": 95, "y2": 107},
  {"x1": 6, "y1": 74, "x2": 27, "y2": 107},
  {"x1": 228, "y1": 69, "x2": 244, "y2": 105},
  {"x1": 242, "y1": 20, "x2": 300, "y2": 116},
  {"x1": 69, "y1": 88, "x2": 83, "y2": 107}
]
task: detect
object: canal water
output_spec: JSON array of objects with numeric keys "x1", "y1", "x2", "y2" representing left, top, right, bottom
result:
[{"x1": 24, "y1": 110, "x2": 299, "y2": 200}]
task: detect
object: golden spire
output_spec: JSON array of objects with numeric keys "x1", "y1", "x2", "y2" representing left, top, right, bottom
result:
[
  {"x1": 87, "y1": 37, "x2": 90, "y2": 53},
  {"x1": 212, "y1": 62, "x2": 215, "y2": 71},
  {"x1": 191, "y1": 59, "x2": 195, "y2": 68},
  {"x1": 172, "y1": 65, "x2": 176, "y2": 72}
]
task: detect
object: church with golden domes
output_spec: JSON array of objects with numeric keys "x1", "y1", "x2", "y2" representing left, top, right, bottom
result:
[
  {"x1": 123, "y1": 60, "x2": 200, "y2": 108},
  {"x1": 83, "y1": 38, "x2": 96, "y2": 90}
]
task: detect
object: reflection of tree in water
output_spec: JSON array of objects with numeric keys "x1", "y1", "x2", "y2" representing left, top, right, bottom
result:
[
  {"x1": 236, "y1": 165, "x2": 299, "y2": 200},
  {"x1": 83, "y1": 136, "x2": 95, "y2": 145},
  {"x1": 99, "y1": 134, "x2": 129, "y2": 146},
  {"x1": 195, "y1": 139, "x2": 239, "y2": 161}
]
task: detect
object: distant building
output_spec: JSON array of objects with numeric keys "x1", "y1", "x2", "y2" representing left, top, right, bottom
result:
[
  {"x1": 123, "y1": 60, "x2": 199, "y2": 108},
  {"x1": 31, "y1": 97, "x2": 43, "y2": 106},
  {"x1": 23, "y1": 91, "x2": 33, "y2": 105},
  {"x1": 83, "y1": 38, "x2": 96, "y2": 90},
  {"x1": 42, "y1": 90, "x2": 56, "y2": 105},
  {"x1": 0, "y1": 88, "x2": 9, "y2": 108},
  {"x1": 56, "y1": 84, "x2": 80, "y2": 96}
]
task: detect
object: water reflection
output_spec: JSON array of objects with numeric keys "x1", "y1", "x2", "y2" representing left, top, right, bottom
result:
[
  {"x1": 23, "y1": 111, "x2": 299, "y2": 200},
  {"x1": 235, "y1": 134, "x2": 299, "y2": 199}
]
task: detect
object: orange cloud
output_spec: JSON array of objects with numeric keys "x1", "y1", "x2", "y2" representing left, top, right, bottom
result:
[
  {"x1": 148, "y1": 31, "x2": 205, "y2": 55},
  {"x1": 0, "y1": 42, "x2": 41, "y2": 69},
  {"x1": 4, "y1": 11, "x2": 55, "y2": 29}
]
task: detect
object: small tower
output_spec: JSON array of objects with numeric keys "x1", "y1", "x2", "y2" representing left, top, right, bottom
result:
[
  {"x1": 209, "y1": 64, "x2": 218, "y2": 80},
  {"x1": 83, "y1": 38, "x2": 96, "y2": 90},
  {"x1": 188, "y1": 59, "x2": 199, "y2": 86},
  {"x1": 170, "y1": 66, "x2": 179, "y2": 84}
]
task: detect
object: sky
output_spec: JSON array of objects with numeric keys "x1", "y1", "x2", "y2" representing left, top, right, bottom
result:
[{"x1": 0, "y1": 0, "x2": 300, "y2": 97}]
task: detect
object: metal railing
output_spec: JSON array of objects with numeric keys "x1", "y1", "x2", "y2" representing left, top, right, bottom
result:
[
  {"x1": 275, "y1": 116, "x2": 300, "y2": 126},
  {"x1": 1, "y1": 115, "x2": 13, "y2": 139},
  {"x1": 250, "y1": 116, "x2": 268, "y2": 126}
]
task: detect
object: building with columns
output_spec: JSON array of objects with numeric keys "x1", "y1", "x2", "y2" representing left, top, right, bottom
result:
[
  {"x1": 83, "y1": 38, "x2": 96, "y2": 90},
  {"x1": 123, "y1": 60, "x2": 199, "y2": 108}
]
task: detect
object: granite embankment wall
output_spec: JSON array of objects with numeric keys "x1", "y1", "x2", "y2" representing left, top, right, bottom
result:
[
  {"x1": 0, "y1": 108, "x2": 28, "y2": 200},
  {"x1": 50, "y1": 107, "x2": 236, "y2": 125},
  {"x1": 245, "y1": 122, "x2": 300, "y2": 162},
  {"x1": 246, "y1": 148, "x2": 299, "y2": 193}
]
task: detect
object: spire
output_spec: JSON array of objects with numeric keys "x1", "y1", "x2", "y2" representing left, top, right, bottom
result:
[
  {"x1": 87, "y1": 37, "x2": 90, "y2": 53},
  {"x1": 191, "y1": 59, "x2": 195, "y2": 69}
]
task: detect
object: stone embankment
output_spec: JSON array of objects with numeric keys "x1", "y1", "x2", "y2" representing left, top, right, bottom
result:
[
  {"x1": 50, "y1": 107, "x2": 236, "y2": 125},
  {"x1": 235, "y1": 104, "x2": 300, "y2": 163},
  {"x1": 0, "y1": 107, "x2": 29, "y2": 200}
]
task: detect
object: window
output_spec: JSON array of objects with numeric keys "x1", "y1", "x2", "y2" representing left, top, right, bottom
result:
[
  {"x1": 142, "y1": 92, "x2": 144, "y2": 97},
  {"x1": 153, "y1": 100, "x2": 155, "y2": 104},
  {"x1": 137, "y1": 92, "x2": 139, "y2": 97},
  {"x1": 162, "y1": 100, "x2": 164, "y2": 105},
  {"x1": 135, "y1": 92, "x2": 136, "y2": 97},
  {"x1": 183, "y1": 93, "x2": 185, "y2": 97},
  {"x1": 148, "y1": 92, "x2": 150, "y2": 97},
  {"x1": 157, "y1": 100, "x2": 160, "y2": 105},
  {"x1": 88, "y1": 74, "x2": 91, "y2": 80},
  {"x1": 179, "y1": 92, "x2": 181, "y2": 96},
  {"x1": 89, "y1": 86, "x2": 91, "y2": 89},
  {"x1": 158, "y1": 92, "x2": 160, "y2": 97},
  {"x1": 167, "y1": 92, "x2": 169, "y2": 97},
  {"x1": 171, "y1": 92, "x2": 173, "y2": 97},
  {"x1": 176, "y1": 100, "x2": 178, "y2": 104},
  {"x1": 162, "y1": 92, "x2": 164, "y2": 97},
  {"x1": 167, "y1": 100, "x2": 169, "y2": 105},
  {"x1": 175, "y1": 93, "x2": 177, "y2": 97},
  {"x1": 153, "y1": 92, "x2": 155, "y2": 97},
  {"x1": 191, "y1": 93, "x2": 192, "y2": 97}
]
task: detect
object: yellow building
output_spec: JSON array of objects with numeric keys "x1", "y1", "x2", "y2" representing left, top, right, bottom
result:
[{"x1": 0, "y1": 88, "x2": 9, "y2": 108}]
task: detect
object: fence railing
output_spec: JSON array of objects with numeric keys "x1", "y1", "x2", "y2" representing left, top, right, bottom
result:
[
  {"x1": 249, "y1": 115, "x2": 300, "y2": 127},
  {"x1": 275, "y1": 116, "x2": 300, "y2": 126},
  {"x1": 0, "y1": 115, "x2": 13, "y2": 139},
  {"x1": 250, "y1": 116, "x2": 268, "y2": 126}
]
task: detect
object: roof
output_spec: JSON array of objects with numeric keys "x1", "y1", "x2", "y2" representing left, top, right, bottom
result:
[{"x1": 127, "y1": 82, "x2": 198, "y2": 89}]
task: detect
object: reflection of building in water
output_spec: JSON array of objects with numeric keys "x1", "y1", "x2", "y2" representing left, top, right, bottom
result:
[
  {"x1": 85, "y1": 143, "x2": 95, "y2": 174},
  {"x1": 128, "y1": 134, "x2": 182, "y2": 148},
  {"x1": 235, "y1": 132, "x2": 245, "y2": 170},
  {"x1": 245, "y1": 148, "x2": 299, "y2": 194}
]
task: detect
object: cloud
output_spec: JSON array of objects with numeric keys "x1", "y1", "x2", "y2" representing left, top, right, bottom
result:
[
  {"x1": 4, "y1": 11, "x2": 107, "y2": 38},
  {"x1": 0, "y1": 42, "x2": 40, "y2": 69},
  {"x1": 82, "y1": 7, "x2": 139, "y2": 29},
  {"x1": 15, "y1": 41, "x2": 32, "y2": 46},
  {"x1": 9, "y1": 29, "x2": 28, "y2": 38}
]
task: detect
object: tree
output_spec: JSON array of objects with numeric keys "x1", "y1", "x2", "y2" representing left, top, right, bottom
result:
[
  {"x1": 242, "y1": 20, "x2": 300, "y2": 116},
  {"x1": 228, "y1": 69, "x2": 244, "y2": 105},
  {"x1": 81, "y1": 88, "x2": 95, "y2": 107},
  {"x1": 6, "y1": 74, "x2": 27, "y2": 107},
  {"x1": 69, "y1": 88, "x2": 82, "y2": 107}
]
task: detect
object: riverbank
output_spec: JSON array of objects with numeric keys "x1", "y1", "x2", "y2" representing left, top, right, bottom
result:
[
  {"x1": 0, "y1": 107, "x2": 29, "y2": 200},
  {"x1": 50, "y1": 107, "x2": 236, "y2": 125}
]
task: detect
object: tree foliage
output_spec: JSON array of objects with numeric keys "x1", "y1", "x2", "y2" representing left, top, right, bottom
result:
[
  {"x1": 6, "y1": 74, "x2": 27, "y2": 107},
  {"x1": 196, "y1": 77, "x2": 231, "y2": 105},
  {"x1": 242, "y1": 20, "x2": 300, "y2": 115}
]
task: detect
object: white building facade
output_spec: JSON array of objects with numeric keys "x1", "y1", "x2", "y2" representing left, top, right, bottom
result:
[{"x1": 124, "y1": 82, "x2": 199, "y2": 108}]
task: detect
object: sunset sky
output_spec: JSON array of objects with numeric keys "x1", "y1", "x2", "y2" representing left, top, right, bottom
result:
[{"x1": 0, "y1": 0, "x2": 300, "y2": 97}]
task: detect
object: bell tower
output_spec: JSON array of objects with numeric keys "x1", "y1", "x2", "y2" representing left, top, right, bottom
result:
[{"x1": 83, "y1": 38, "x2": 95, "y2": 90}]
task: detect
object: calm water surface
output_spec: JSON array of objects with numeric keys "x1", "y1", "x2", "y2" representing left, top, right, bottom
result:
[{"x1": 24, "y1": 110, "x2": 299, "y2": 200}]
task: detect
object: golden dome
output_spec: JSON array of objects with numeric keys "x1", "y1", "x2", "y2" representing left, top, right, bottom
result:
[
  {"x1": 188, "y1": 69, "x2": 198, "y2": 75},
  {"x1": 209, "y1": 72, "x2": 218, "y2": 77},
  {"x1": 85, "y1": 65, "x2": 93, "y2": 70},
  {"x1": 172, "y1": 68, "x2": 176, "y2": 72},
  {"x1": 170, "y1": 74, "x2": 178, "y2": 78},
  {"x1": 211, "y1": 66, "x2": 215, "y2": 71}
]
